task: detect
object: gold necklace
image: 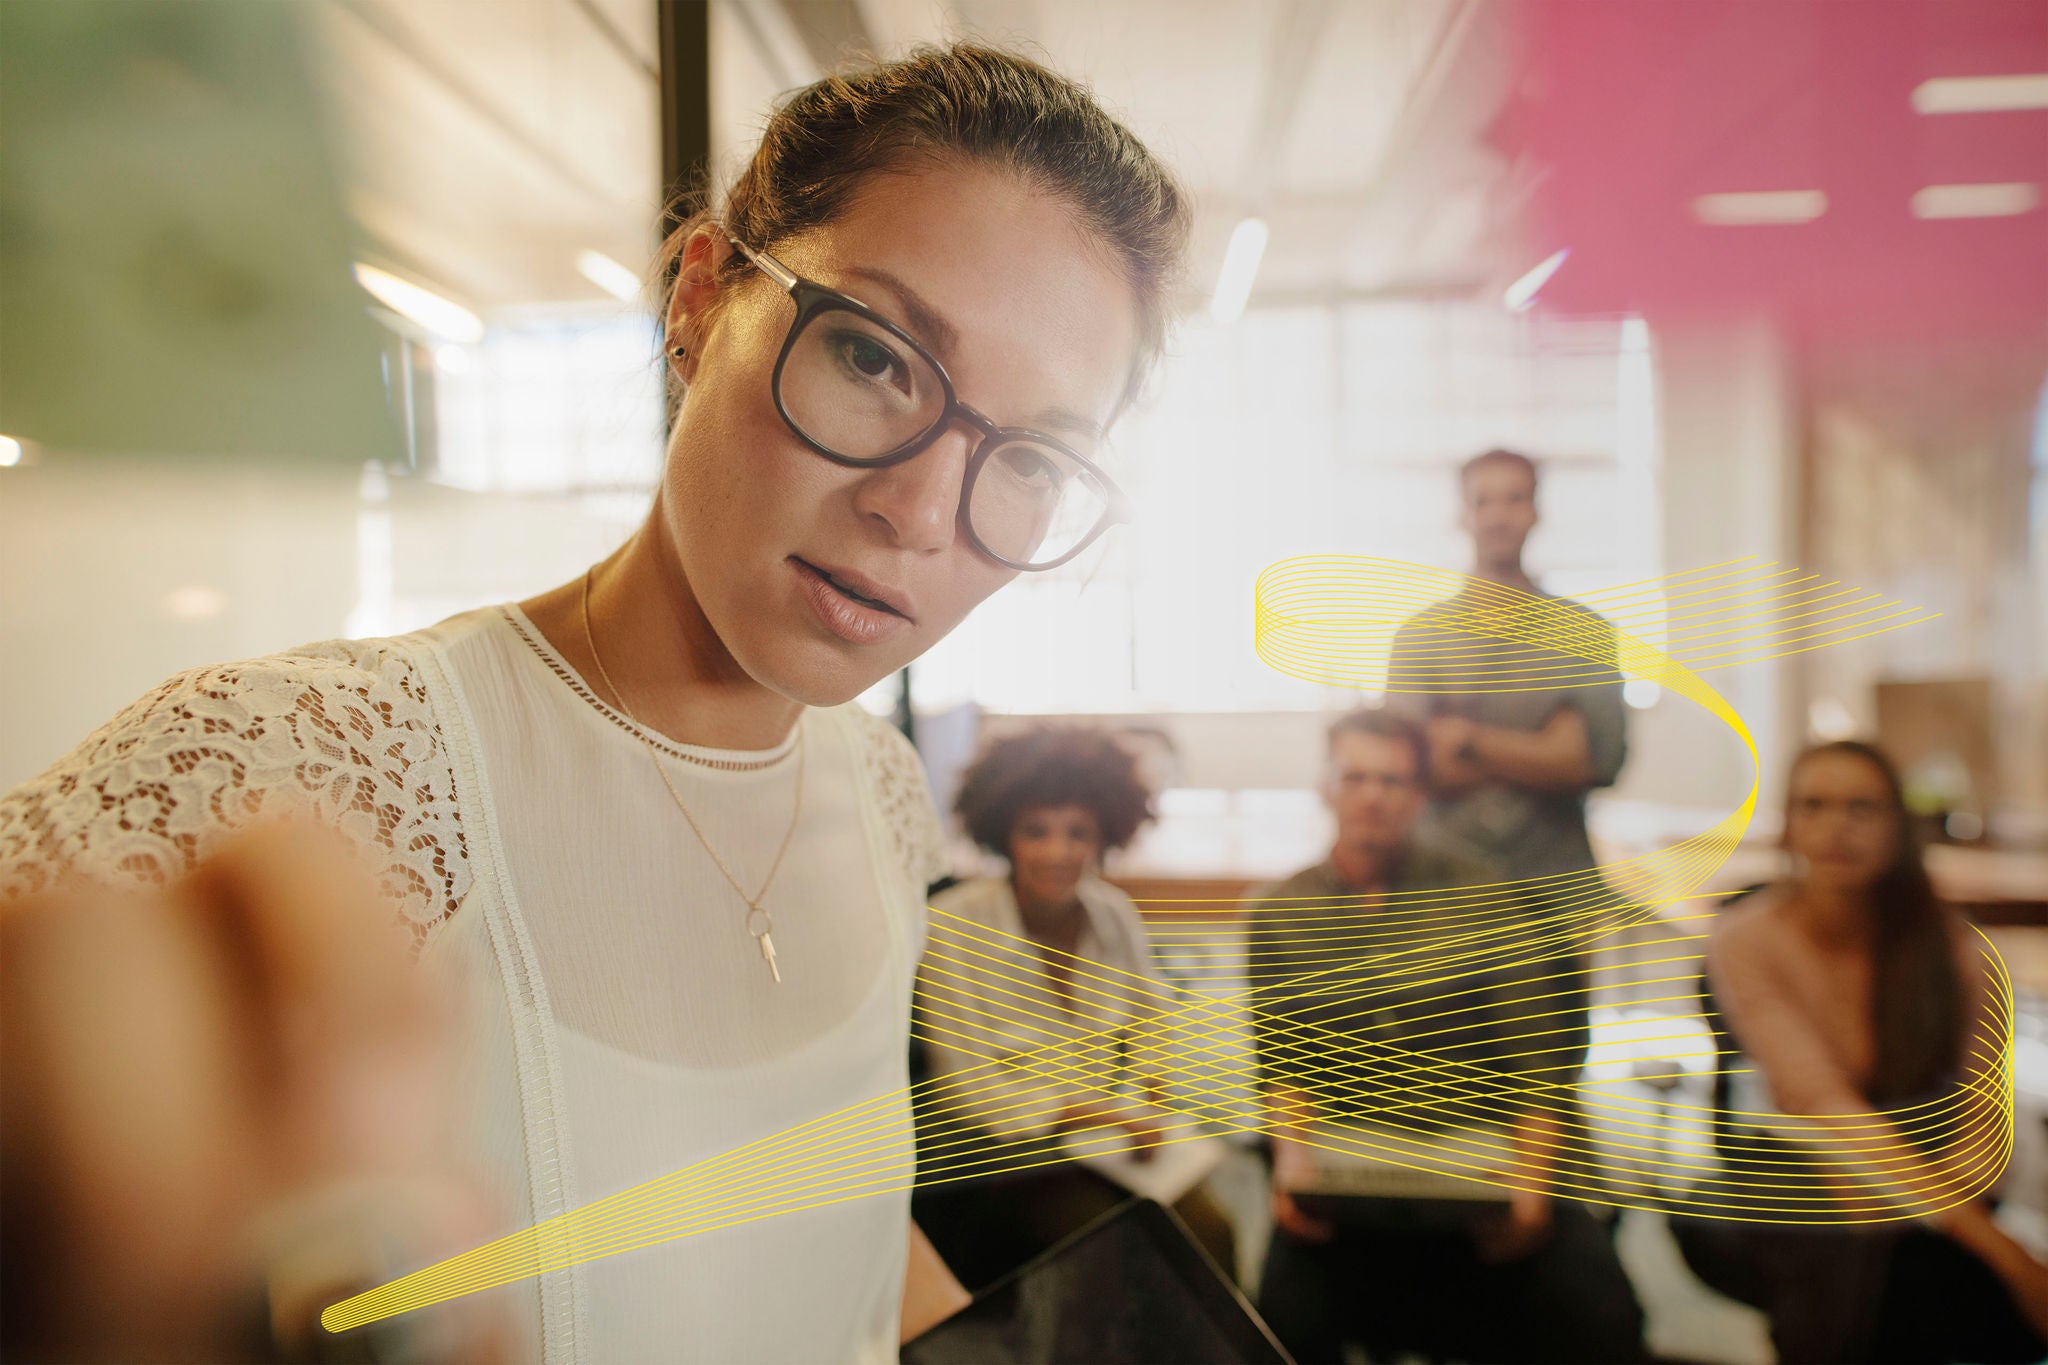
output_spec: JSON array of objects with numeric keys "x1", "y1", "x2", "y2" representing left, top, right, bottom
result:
[{"x1": 579, "y1": 566, "x2": 803, "y2": 983}]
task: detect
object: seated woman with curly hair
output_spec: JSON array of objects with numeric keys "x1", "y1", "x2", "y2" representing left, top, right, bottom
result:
[{"x1": 909, "y1": 725, "x2": 1236, "y2": 1289}]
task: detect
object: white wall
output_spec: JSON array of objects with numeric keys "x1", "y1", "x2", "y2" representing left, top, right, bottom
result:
[
  {"x1": 0, "y1": 458, "x2": 361, "y2": 788},
  {"x1": 0, "y1": 457, "x2": 642, "y2": 791}
]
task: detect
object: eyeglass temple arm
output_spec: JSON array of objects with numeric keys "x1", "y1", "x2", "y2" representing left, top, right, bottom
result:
[{"x1": 725, "y1": 232, "x2": 800, "y2": 294}]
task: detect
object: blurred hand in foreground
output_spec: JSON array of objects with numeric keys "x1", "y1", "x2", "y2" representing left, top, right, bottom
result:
[{"x1": 1, "y1": 825, "x2": 500, "y2": 1362}]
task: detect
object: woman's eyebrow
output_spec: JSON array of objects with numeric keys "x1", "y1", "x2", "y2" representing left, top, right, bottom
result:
[
  {"x1": 847, "y1": 266, "x2": 1108, "y2": 445},
  {"x1": 1027, "y1": 406, "x2": 1105, "y2": 444},
  {"x1": 845, "y1": 266, "x2": 959, "y2": 361}
]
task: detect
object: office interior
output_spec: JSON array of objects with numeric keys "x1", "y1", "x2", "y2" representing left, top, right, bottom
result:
[{"x1": 1, "y1": 3, "x2": 2043, "y2": 1363}]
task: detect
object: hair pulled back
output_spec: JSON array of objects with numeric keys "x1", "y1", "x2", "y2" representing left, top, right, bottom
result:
[{"x1": 657, "y1": 43, "x2": 1190, "y2": 407}]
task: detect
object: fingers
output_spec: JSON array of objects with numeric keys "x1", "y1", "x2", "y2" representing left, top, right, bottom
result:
[
  {"x1": 0, "y1": 828, "x2": 472, "y2": 1361},
  {"x1": 2, "y1": 874, "x2": 257, "y2": 1358},
  {"x1": 179, "y1": 824, "x2": 432, "y2": 1059},
  {"x1": 178, "y1": 825, "x2": 453, "y2": 1182}
]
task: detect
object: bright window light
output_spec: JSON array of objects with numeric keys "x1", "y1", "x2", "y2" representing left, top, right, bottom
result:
[
  {"x1": 1911, "y1": 73, "x2": 2048, "y2": 114},
  {"x1": 575, "y1": 249, "x2": 644, "y2": 302},
  {"x1": 353, "y1": 263, "x2": 484, "y2": 344},
  {"x1": 1692, "y1": 190, "x2": 1828, "y2": 226},
  {"x1": 0, "y1": 435, "x2": 21, "y2": 468},
  {"x1": 1208, "y1": 217, "x2": 1269, "y2": 324},
  {"x1": 1910, "y1": 182, "x2": 2040, "y2": 220}
]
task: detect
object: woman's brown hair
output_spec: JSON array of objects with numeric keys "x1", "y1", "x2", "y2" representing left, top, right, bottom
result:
[
  {"x1": 1786, "y1": 740, "x2": 1964, "y2": 1105},
  {"x1": 955, "y1": 725, "x2": 1155, "y2": 858},
  {"x1": 654, "y1": 42, "x2": 1190, "y2": 411}
]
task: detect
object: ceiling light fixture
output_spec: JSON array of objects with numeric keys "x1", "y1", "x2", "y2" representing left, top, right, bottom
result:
[
  {"x1": 1910, "y1": 182, "x2": 2040, "y2": 219},
  {"x1": 352, "y1": 263, "x2": 484, "y2": 344},
  {"x1": 575, "y1": 249, "x2": 643, "y2": 302},
  {"x1": 1911, "y1": 73, "x2": 2048, "y2": 114},
  {"x1": 1209, "y1": 217, "x2": 1269, "y2": 324},
  {"x1": 1691, "y1": 190, "x2": 1828, "y2": 226},
  {"x1": 1503, "y1": 248, "x2": 1570, "y2": 311}
]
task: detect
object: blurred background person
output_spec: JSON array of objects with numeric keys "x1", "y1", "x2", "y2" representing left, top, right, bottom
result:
[
  {"x1": 911, "y1": 725, "x2": 1237, "y2": 1290},
  {"x1": 1251, "y1": 710, "x2": 1643, "y2": 1365},
  {"x1": 1386, "y1": 450, "x2": 1631, "y2": 884},
  {"x1": 1383, "y1": 449, "x2": 1629, "y2": 1176},
  {"x1": 1676, "y1": 740, "x2": 2048, "y2": 1363}
]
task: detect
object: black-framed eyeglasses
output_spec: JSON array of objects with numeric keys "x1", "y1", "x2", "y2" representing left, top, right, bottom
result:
[{"x1": 726, "y1": 233, "x2": 1131, "y2": 572}]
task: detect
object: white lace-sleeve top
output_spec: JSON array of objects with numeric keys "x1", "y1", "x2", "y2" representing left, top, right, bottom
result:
[{"x1": 0, "y1": 605, "x2": 950, "y2": 1365}]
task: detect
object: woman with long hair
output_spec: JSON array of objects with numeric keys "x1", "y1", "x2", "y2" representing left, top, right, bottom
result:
[
  {"x1": 1677, "y1": 741, "x2": 2048, "y2": 1363},
  {"x1": 0, "y1": 44, "x2": 1189, "y2": 1362}
]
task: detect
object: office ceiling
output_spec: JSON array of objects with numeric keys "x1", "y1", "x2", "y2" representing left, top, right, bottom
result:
[
  {"x1": 1504, "y1": 0, "x2": 2048, "y2": 339},
  {"x1": 311, "y1": 0, "x2": 2045, "y2": 339},
  {"x1": 312, "y1": 0, "x2": 1520, "y2": 319}
]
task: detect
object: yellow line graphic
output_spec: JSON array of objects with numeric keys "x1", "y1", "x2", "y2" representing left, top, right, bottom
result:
[{"x1": 322, "y1": 558, "x2": 2010, "y2": 1336}]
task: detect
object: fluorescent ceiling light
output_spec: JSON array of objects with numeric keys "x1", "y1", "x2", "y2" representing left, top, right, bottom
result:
[
  {"x1": 575, "y1": 249, "x2": 643, "y2": 302},
  {"x1": 1208, "y1": 217, "x2": 1268, "y2": 324},
  {"x1": 1691, "y1": 190, "x2": 1828, "y2": 226},
  {"x1": 1503, "y1": 247, "x2": 1570, "y2": 311},
  {"x1": 1912, "y1": 73, "x2": 2048, "y2": 114},
  {"x1": 1911, "y1": 181, "x2": 2040, "y2": 219},
  {"x1": 352, "y1": 263, "x2": 484, "y2": 344}
]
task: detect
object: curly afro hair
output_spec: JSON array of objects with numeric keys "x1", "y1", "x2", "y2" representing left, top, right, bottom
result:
[{"x1": 955, "y1": 726, "x2": 1156, "y2": 857}]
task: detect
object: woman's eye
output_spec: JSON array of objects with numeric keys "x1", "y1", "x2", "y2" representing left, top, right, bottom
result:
[
  {"x1": 995, "y1": 447, "x2": 1063, "y2": 489},
  {"x1": 836, "y1": 333, "x2": 907, "y2": 388}
]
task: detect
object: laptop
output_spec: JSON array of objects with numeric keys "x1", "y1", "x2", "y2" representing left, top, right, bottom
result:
[{"x1": 899, "y1": 1198, "x2": 1295, "y2": 1364}]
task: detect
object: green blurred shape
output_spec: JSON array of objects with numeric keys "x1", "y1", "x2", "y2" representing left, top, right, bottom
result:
[{"x1": 0, "y1": 0, "x2": 400, "y2": 463}]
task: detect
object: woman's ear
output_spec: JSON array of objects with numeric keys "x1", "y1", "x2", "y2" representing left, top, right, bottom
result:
[{"x1": 665, "y1": 228, "x2": 730, "y2": 385}]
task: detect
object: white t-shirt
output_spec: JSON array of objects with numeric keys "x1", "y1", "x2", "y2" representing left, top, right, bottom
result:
[{"x1": 0, "y1": 604, "x2": 950, "y2": 1364}]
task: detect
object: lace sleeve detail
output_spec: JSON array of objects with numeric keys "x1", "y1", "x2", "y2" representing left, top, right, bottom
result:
[
  {"x1": 850, "y1": 709, "x2": 949, "y2": 894},
  {"x1": 0, "y1": 639, "x2": 471, "y2": 948}
]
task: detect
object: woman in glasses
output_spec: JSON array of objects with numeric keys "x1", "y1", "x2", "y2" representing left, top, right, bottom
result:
[{"x1": 0, "y1": 43, "x2": 1188, "y2": 1364}]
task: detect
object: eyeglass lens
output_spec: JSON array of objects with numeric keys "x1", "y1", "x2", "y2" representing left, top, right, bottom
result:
[{"x1": 779, "y1": 304, "x2": 1111, "y2": 567}]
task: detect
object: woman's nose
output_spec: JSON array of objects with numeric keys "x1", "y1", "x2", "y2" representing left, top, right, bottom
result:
[{"x1": 850, "y1": 424, "x2": 973, "y2": 554}]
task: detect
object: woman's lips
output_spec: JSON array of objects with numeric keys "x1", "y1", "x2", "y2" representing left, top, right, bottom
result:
[{"x1": 791, "y1": 558, "x2": 912, "y2": 646}]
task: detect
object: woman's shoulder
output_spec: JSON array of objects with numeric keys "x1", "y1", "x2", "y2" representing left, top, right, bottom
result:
[
  {"x1": 836, "y1": 705, "x2": 950, "y2": 891},
  {"x1": 9, "y1": 633, "x2": 449, "y2": 790},
  {"x1": 1, "y1": 632, "x2": 473, "y2": 942},
  {"x1": 1079, "y1": 876, "x2": 1156, "y2": 957},
  {"x1": 1703, "y1": 883, "x2": 1795, "y2": 982},
  {"x1": 928, "y1": 875, "x2": 1006, "y2": 918},
  {"x1": 1080, "y1": 874, "x2": 1145, "y2": 921}
]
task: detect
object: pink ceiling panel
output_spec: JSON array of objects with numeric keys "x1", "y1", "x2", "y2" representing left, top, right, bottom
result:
[{"x1": 1497, "y1": 0, "x2": 2048, "y2": 338}]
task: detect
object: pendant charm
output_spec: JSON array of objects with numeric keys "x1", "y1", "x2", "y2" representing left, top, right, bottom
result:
[{"x1": 744, "y1": 905, "x2": 781, "y2": 984}]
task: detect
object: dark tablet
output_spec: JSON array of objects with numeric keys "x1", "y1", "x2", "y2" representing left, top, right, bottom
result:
[{"x1": 899, "y1": 1198, "x2": 1295, "y2": 1365}]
